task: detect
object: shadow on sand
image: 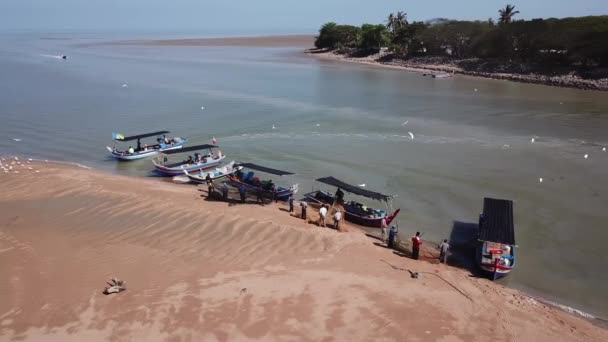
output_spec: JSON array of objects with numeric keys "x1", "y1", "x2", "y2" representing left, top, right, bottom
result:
[{"x1": 447, "y1": 221, "x2": 485, "y2": 277}]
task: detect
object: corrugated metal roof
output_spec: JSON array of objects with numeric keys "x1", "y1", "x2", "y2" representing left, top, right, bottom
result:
[{"x1": 479, "y1": 198, "x2": 515, "y2": 245}]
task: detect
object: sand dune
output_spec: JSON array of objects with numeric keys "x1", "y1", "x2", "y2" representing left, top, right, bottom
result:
[{"x1": 0, "y1": 163, "x2": 606, "y2": 341}]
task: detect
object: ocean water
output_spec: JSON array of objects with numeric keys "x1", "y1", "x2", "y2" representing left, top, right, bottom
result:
[{"x1": 1, "y1": 31, "x2": 607, "y2": 319}]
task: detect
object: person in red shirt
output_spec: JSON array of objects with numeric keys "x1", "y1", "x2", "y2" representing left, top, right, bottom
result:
[{"x1": 411, "y1": 232, "x2": 422, "y2": 260}]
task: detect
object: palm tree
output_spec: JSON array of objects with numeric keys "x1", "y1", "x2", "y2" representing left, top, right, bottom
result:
[
  {"x1": 498, "y1": 4, "x2": 520, "y2": 25},
  {"x1": 386, "y1": 11, "x2": 408, "y2": 33}
]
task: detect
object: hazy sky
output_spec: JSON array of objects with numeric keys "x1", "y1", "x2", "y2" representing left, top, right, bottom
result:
[{"x1": 1, "y1": 0, "x2": 606, "y2": 32}]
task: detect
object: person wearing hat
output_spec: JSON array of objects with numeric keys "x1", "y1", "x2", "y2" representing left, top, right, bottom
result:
[{"x1": 333, "y1": 208, "x2": 342, "y2": 230}]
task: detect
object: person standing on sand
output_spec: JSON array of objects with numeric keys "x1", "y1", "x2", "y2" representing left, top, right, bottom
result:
[
  {"x1": 300, "y1": 201, "x2": 308, "y2": 220},
  {"x1": 388, "y1": 226, "x2": 397, "y2": 249},
  {"x1": 256, "y1": 188, "x2": 264, "y2": 204},
  {"x1": 411, "y1": 232, "x2": 422, "y2": 260},
  {"x1": 439, "y1": 239, "x2": 450, "y2": 264},
  {"x1": 239, "y1": 184, "x2": 246, "y2": 203},
  {"x1": 333, "y1": 209, "x2": 342, "y2": 230},
  {"x1": 319, "y1": 204, "x2": 328, "y2": 227},
  {"x1": 380, "y1": 217, "x2": 388, "y2": 243},
  {"x1": 288, "y1": 195, "x2": 295, "y2": 213},
  {"x1": 221, "y1": 183, "x2": 229, "y2": 202}
]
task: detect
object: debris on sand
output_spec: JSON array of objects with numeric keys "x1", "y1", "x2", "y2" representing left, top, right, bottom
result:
[{"x1": 103, "y1": 277, "x2": 127, "y2": 295}]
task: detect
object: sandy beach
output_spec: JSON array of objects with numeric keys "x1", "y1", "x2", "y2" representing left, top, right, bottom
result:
[{"x1": 0, "y1": 161, "x2": 606, "y2": 341}]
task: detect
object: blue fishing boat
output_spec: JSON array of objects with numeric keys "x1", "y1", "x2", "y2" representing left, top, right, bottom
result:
[
  {"x1": 476, "y1": 198, "x2": 516, "y2": 280},
  {"x1": 226, "y1": 163, "x2": 298, "y2": 200},
  {"x1": 106, "y1": 131, "x2": 186, "y2": 161}
]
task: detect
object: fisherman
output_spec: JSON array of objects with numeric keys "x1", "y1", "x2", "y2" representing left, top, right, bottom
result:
[
  {"x1": 319, "y1": 204, "x2": 328, "y2": 227},
  {"x1": 411, "y1": 232, "x2": 422, "y2": 260},
  {"x1": 388, "y1": 226, "x2": 398, "y2": 249},
  {"x1": 300, "y1": 201, "x2": 308, "y2": 220},
  {"x1": 221, "y1": 183, "x2": 229, "y2": 202},
  {"x1": 205, "y1": 173, "x2": 213, "y2": 185},
  {"x1": 272, "y1": 187, "x2": 278, "y2": 203},
  {"x1": 439, "y1": 239, "x2": 450, "y2": 264},
  {"x1": 128, "y1": 146, "x2": 134, "y2": 154},
  {"x1": 380, "y1": 217, "x2": 388, "y2": 243},
  {"x1": 333, "y1": 208, "x2": 342, "y2": 230},
  {"x1": 288, "y1": 195, "x2": 295, "y2": 213},
  {"x1": 335, "y1": 188, "x2": 345, "y2": 204},
  {"x1": 239, "y1": 184, "x2": 247, "y2": 203},
  {"x1": 187, "y1": 155, "x2": 194, "y2": 164},
  {"x1": 256, "y1": 188, "x2": 264, "y2": 204},
  {"x1": 164, "y1": 135, "x2": 170, "y2": 144}
]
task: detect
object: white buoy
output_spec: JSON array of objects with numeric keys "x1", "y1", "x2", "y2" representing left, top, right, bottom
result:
[
  {"x1": 531, "y1": 138, "x2": 535, "y2": 143},
  {"x1": 200, "y1": 106, "x2": 205, "y2": 111},
  {"x1": 122, "y1": 84, "x2": 128, "y2": 88},
  {"x1": 358, "y1": 184, "x2": 366, "y2": 187},
  {"x1": 408, "y1": 132, "x2": 414, "y2": 140},
  {"x1": 474, "y1": 88, "x2": 478, "y2": 92},
  {"x1": 12, "y1": 138, "x2": 22, "y2": 142},
  {"x1": 503, "y1": 144, "x2": 510, "y2": 148},
  {"x1": 272, "y1": 124, "x2": 276, "y2": 130},
  {"x1": 539, "y1": 177, "x2": 543, "y2": 183},
  {"x1": 584, "y1": 154, "x2": 589, "y2": 159},
  {"x1": 401, "y1": 120, "x2": 409, "y2": 126},
  {"x1": 316, "y1": 123, "x2": 320, "y2": 127},
  {"x1": 603, "y1": 147, "x2": 606, "y2": 152}
]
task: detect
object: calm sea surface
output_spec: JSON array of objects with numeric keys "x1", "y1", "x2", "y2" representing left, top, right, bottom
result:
[{"x1": 1, "y1": 32, "x2": 607, "y2": 318}]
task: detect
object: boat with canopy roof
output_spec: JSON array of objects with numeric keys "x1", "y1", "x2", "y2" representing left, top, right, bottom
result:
[
  {"x1": 182, "y1": 161, "x2": 242, "y2": 183},
  {"x1": 304, "y1": 176, "x2": 400, "y2": 228},
  {"x1": 106, "y1": 130, "x2": 186, "y2": 161},
  {"x1": 226, "y1": 163, "x2": 298, "y2": 201},
  {"x1": 476, "y1": 198, "x2": 516, "y2": 280},
  {"x1": 152, "y1": 144, "x2": 226, "y2": 176}
]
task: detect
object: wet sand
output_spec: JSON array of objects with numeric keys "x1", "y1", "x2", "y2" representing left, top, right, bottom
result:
[
  {"x1": 116, "y1": 35, "x2": 315, "y2": 48},
  {"x1": 0, "y1": 161, "x2": 606, "y2": 341}
]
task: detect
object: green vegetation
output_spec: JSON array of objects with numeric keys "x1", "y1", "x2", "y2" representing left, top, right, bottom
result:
[{"x1": 314, "y1": 4, "x2": 608, "y2": 66}]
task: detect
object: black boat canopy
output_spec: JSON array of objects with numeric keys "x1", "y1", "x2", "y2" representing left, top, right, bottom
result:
[
  {"x1": 315, "y1": 176, "x2": 392, "y2": 201},
  {"x1": 479, "y1": 198, "x2": 515, "y2": 245},
  {"x1": 160, "y1": 144, "x2": 217, "y2": 155},
  {"x1": 117, "y1": 131, "x2": 170, "y2": 141},
  {"x1": 237, "y1": 163, "x2": 295, "y2": 176}
]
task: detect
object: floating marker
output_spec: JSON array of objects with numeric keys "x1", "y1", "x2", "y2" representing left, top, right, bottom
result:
[
  {"x1": 539, "y1": 177, "x2": 543, "y2": 183},
  {"x1": 408, "y1": 132, "x2": 414, "y2": 140},
  {"x1": 603, "y1": 147, "x2": 606, "y2": 152},
  {"x1": 200, "y1": 106, "x2": 205, "y2": 111},
  {"x1": 272, "y1": 124, "x2": 276, "y2": 130},
  {"x1": 12, "y1": 138, "x2": 22, "y2": 142},
  {"x1": 503, "y1": 144, "x2": 510, "y2": 148},
  {"x1": 474, "y1": 88, "x2": 478, "y2": 92},
  {"x1": 316, "y1": 123, "x2": 320, "y2": 127},
  {"x1": 122, "y1": 84, "x2": 128, "y2": 88},
  {"x1": 584, "y1": 154, "x2": 589, "y2": 159},
  {"x1": 531, "y1": 138, "x2": 535, "y2": 143}
]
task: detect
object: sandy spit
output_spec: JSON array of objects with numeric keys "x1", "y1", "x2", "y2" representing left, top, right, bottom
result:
[{"x1": 0, "y1": 163, "x2": 606, "y2": 341}]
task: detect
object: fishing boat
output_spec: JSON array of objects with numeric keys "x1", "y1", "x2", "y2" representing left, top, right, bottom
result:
[
  {"x1": 432, "y1": 73, "x2": 453, "y2": 78},
  {"x1": 304, "y1": 177, "x2": 400, "y2": 228},
  {"x1": 476, "y1": 198, "x2": 516, "y2": 280},
  {"x1": 226, "y1": 163, "x2": 298, "y2": 200},
  {"x1": 183, "y1": 161, "x2": 241, "y2": 183},
  {"x1": 106, "y1": 131, "x2": 186, "y2": 161},
  {"x1": 152, "y1": 144, "x2": 225, "y2": 176}
]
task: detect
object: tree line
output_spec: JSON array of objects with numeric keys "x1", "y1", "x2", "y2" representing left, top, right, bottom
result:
[{"x1": 314, "y1": 5, "x2": 608, "y2": 67}]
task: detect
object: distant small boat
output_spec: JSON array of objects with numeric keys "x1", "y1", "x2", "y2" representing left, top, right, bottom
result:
[
  {"x1": 106, "y1": 130, "x2": 186, "y2": 161},
  {"x1": 61, "y1": 55, "x2": 68, "y2": 60},
  {"x1": 152, "y1": 144, "x2": 225, "y2": 176},
  {"x1": 432, "y1": 73, "x2": 452, "y2": 78},
  {"x1": 476, "y1": 198, "x2": 516, "y2": 280}
]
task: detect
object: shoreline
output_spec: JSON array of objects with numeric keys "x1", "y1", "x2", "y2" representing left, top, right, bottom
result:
[
  {"x1": 306, "y1": 49, "x2": 608, "y2": 92},
  {"x1": 1, "y1": 156, "x2": 607, "y2": 340}
]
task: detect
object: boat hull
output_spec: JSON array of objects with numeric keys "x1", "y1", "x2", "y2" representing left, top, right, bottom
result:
[
  {"x1": 304, "y1": 191, "x2": 400, "y2": 228},
  {"x1": 184, "y1": 162, "x2": 240, "y2": 183},
  {"x1": 154, "y1": 155, "x2": 226, "y2": 176},
  {"x1": 226, "y1": 175, "x2": 298, "y2": 201},
  {"x1": 476, "y1": 242, "x2": 516, "y2": 280},
  {"x1": 107, "y1": 140, "x2": 187, "y2": 161}
]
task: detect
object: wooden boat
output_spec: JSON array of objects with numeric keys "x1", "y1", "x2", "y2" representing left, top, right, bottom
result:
[
  {"x1": 304, "y1": 177, "x2": 400, "y2": 228},
  {"x1": 226, "y1": 163, "x2": 298, "y2": 201},
  {"x1": 183, "y1": 161, "x2": 241, "y2": 183},
  {"x1": 476, "y1": 198, "x2": 516, "y2": 280},
  {"x1": 106, "y1": 130, "x2": 186, "y2": 161},
  {"x1": 152, "y1": 144, "x2": 225, "y2": 176},
  {"x1": 432, "y1": 73, "x2": 453, "y2": 78}
]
